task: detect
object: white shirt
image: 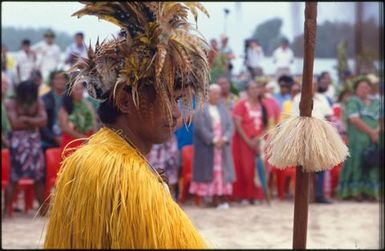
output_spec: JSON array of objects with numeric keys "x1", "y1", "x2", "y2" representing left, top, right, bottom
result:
[
  {"x1": 246, "y1": 46, "x2": 264, "y2": 68},
  {"x1": 32, "y1": 41, "x2": 61, "y2": 79},
  {"x1": 65, "y1": 43, "x2": 88, "y2": 61},
  {"x1": 272, "y1": 46, "x2": 294, "y2": 68},
  {"x1": 16, "y1": 50, "x2": 36, "y2": 82},
  {"x1": 292, "y1": 92, "x2": 333, "y2": 120},
  {"x1": 324, "y1": 84, "x2": 336, "y2": 102}
]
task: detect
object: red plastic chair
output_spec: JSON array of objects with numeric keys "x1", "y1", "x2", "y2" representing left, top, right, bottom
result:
[
  {"x1": 2, "y1": 149, "x2": 35, "y2": 216},
  {"x1": 44, "y1": 147, "x2": 62, "y2": 201},
  {"x1": 178, "y1": 145, "x2": 200, "y2": 205},
  {"x1": 2, "y1": 149, "x2": 10, "y2": 190}
]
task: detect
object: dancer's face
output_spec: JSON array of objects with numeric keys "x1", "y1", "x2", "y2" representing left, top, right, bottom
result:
[{"x1": 119, "y1": 84, "x2": 182, "y2": 145}]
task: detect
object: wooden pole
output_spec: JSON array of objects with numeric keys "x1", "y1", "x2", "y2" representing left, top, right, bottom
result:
[{"x1": 293, "y1": 2, "x2": 317, "y2": 249}]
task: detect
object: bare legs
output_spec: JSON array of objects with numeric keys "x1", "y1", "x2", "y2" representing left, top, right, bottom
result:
[{"x1": 2, "y1": 180, "x2": 48, "y2": 218}]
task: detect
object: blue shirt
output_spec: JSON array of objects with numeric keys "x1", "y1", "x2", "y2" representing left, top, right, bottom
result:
[
  {"x1": 174, "y1": 97, "x2": 196, "y2": 150},
  {"x1": 274, "y1": 93, "x2": 291, "y2": 109}
]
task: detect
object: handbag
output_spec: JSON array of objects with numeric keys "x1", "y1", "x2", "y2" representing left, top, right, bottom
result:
[{"x1": 362, "y1": 143, "x2": 379, "y2": 169}]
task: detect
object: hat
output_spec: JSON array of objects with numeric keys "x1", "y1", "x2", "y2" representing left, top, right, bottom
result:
[
  {"x1": 44, "y1": 29, "x2": 55, "y2": 37},
  {"x1": 255, "y1": 76, "x2": 270, "y2": 86},
  {"x1": 366, "y1": 73, "x2": 379, "y2": 85}
]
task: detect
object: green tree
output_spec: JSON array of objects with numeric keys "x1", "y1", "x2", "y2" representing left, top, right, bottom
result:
[{"x1": 251, "y1": 18, "x2": 285, "y2": 56}]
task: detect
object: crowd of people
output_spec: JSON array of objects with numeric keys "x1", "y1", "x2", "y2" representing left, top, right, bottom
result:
[{"x1": 1, "y1": 30, "x2": 382, "y2": 217}]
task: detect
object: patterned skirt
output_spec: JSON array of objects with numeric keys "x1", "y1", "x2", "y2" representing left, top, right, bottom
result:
[
  {"x1": 189, "y1": 121, "x2": 232, "y2": 197},
  {"x1": 9, "y1": 130, "x2": 45, "y2": 182}
]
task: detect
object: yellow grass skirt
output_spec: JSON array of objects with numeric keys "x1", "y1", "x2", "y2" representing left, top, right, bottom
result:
[{"x1": 44, "y1": 127, "x2": 207, "y2": 249}]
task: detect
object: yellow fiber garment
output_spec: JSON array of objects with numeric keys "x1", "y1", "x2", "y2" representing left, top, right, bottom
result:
[{"x1": 44, "y1": 127, "x2": 208, "y2": 249}]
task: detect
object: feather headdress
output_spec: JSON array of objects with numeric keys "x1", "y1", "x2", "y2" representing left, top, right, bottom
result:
[{"x1": 69, "y1": 2, "x2": 210, "y2": 118}]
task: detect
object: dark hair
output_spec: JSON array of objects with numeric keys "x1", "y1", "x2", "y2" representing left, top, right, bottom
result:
[
  {"x1": 281, "y1": 38, "x2": 289, "y2": 45},
  {"x1": 98, "y1": 98, "x2": 121, "y2": 124},
  {"x1": 353, "y1": 77, "x2": 372, "y2": 91},
  {"x1": 48, "y1": 70, "x2": 69, "y2": 87},
  {"x1": 337, "y1": 89, "x2": 352, "y2": 103},
  {"x1": 15, "y1": 80, "x2": 38, "y2": 105},
  {"x1": 30, "y1": 70, "x2": 42, "y2": 80},
  {"x1": 75, "y1": 32, "x2": 84, "y2": 38},
  {"x1": 259, "y1": 99, "x2": 268, "y2": 129},
  {"x1": 278, "y1": 75, "x2": 294, "y2": 87},
  {"x1": 21, "y1": 39, "x2": 31, "y2": 46}
]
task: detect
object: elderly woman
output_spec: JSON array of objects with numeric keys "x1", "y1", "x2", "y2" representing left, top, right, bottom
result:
[
  {"x1": 337, "y1": 78, "x2": 380, "y2": 201},
  {"x1": 190, "y1": 84, "x2": 235, "y2": 209}
]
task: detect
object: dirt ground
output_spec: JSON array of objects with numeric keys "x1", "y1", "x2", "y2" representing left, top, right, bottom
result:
[{"x1": 1, "y1": 199, "x2": 382, "y2": 249}]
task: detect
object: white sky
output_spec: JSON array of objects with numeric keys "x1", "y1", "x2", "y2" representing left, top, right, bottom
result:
[{"x1": 1, "y1": 2, "x2": 380, "y2": 73}]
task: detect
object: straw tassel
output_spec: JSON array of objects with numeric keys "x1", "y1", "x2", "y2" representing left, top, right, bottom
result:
[
  {"x1": 266, "y1": 116, "x2": 349, "y2": 172},
  {"x1": 44, "y1": 127, "x2": 207, "y2": 249}
]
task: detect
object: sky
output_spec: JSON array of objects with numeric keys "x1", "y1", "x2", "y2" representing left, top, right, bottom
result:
[{"x1": 1, "y1": 1, "x2": 381, "y2": 73}]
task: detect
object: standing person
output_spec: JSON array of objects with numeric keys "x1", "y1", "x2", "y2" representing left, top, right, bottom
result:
[
  {"x1": 58, "y1": 83, "x2": 96, "y2": 155},
  {"x1": 147, "y1": 134, "x2": 180, "y2": 200},
  {"x1": 272, "y1": 38, "x2": 294, "y2": 77},
  {"x1": 337, "y1": 78, "x2": 380, "y2": 201},
  {"x1": 30, "y1": 70, "x2": 50, "y2": 96},
  {"x1": 292, "y1": 78, "x2": 334, "y2": 204},
  {"x1": 40, "y1": 70, "x2": 68, "y2": 151},
  {"x1": 257, "y1": 78, "x2": 281, "y2": 129},
  {"x1": 220, "y1": 34, "x2": 236, "y2": 79},
  {"x1": 280, "y1": 81, "x2": 301, "y2": 122},
  {"x1": 44, "y1": 2, "x2": 210, "y2": 248},
  {"x1": 190, "y1": 84, "x2": 235, "y2": 208},
  {"x1": 274, "y1": 75, "x2": 294, "y2": 109},
  {"x1": 15, "y1": 39, "x2": 37, "y2": 83},
  {"x1": 2, "y1": 44, "x2": 16, "y2": 97},
  {"x1": 64, "y1": 32, "x2": 88, "y2": 67},
  {"x1": 232, "y1": 80, "x2": 268, "y2": 205},
  {"x1": 32, "y1": 30, "x2": 62, "y2": 83},
  {"x1": 245, "y1": 39, "x2": 264, "y2": 78},
  {"x1": 1, "y1": 72, "x2": 10, "y2": 148},
  {"x1": 318, "y1": 71, "x2": 336, "y2": 104},
  {"x1": 217, "y1": 75, "x2": 239, "y2": 112},
  {"x1": 3, "y1": 80, "x2": 47, "y2": 217},
  {"x1": 2, "y1": 44, "x2": 15, "y2": 72},
  {"x1": 208, "y1": 38, "x2": 218, "y2": 68}
]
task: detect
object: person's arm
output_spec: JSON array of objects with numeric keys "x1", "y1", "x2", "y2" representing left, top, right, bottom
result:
[
  {"x1": 2, "y1": 134, "x2": 9, "y2": 148},
  {"x1": 234, "y1": 117, "x2": 253, "y2": 148},
  {"x1": 346, "y1": 97, "x2": 378, "y2": 143},
  {"x1": 58, "y1": 107, "x2": 87, "y2": 138},
  {"x1": 290, "y1": 49, "x2": 294, "y2": 64},
  {"x1": 5, "y1": 100, "x2": 30, "y2": 130},
  {"x1": 272, "y1": 49, "x2": 277, "y2": 63},
  {"x1": 55, "y1": 46, "x2": 62, "y2": 65},
  {"x1": 221, "y1": 106, "x2": 234, "y2": 144},
  {"x1": 64, "y1": 46, "x2": 73, "y2": 65},
  {"x1": 350, "y1": 117, "x2": 379, "y2": 143},
  {"x1": 23, "y1": 99, "x2": 47, "y2": 128}
]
